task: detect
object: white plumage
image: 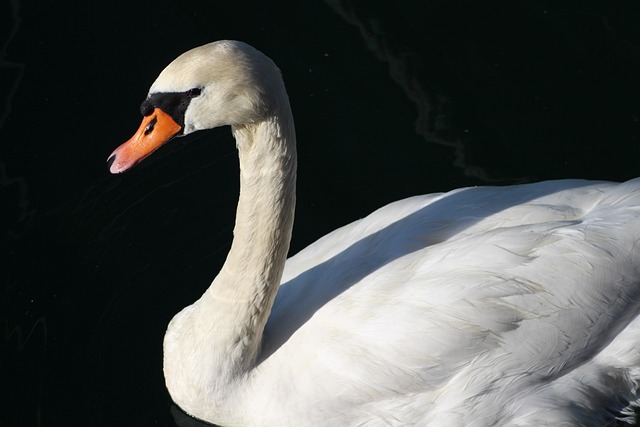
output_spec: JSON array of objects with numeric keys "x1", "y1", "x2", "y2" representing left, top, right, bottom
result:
[
  {"x1": 109, "y1": 41, "x2": 640, "y2": 426},
  {"x1": 265, "y1": 180, "x2": 640, "y2": 426}
]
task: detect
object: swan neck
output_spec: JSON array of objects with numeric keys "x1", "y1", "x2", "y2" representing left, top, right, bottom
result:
[{"x1": 204, "y1": 104, "x2": 296, "y2": 373}]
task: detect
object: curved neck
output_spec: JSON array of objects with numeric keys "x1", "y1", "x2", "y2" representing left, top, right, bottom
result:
[{"x1": 200, "y1": 101, "x2": 296, "y2": 377}]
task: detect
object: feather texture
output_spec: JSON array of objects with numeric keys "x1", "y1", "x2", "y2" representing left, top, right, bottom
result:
[{"x1": 110, "y1": 41, "x2": 640, "y2": 426}]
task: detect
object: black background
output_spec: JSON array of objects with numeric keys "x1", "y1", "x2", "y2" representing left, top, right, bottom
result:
[{"x1": 3, "y1": 1, "x2": 640, "y2": 426}]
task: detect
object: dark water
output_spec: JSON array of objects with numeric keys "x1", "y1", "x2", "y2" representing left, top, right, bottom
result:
[{"x1": 3, "y1": 1, "x2": 640, "y2": 426}]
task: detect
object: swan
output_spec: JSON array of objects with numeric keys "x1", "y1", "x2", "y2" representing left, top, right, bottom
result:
[{"x1": 107, "y1": 40, "x2": 640, "y2": 426}]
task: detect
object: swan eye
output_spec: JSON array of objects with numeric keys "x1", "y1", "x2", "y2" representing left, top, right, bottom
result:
[
  {"x1": 188, "y1": 88, "x2": 202, "y2": 98},
  {"x1": 144, "y1": 116, "x2": 158, "y2": 135},
  {"x1": 141, "y1": 88, "x2": 201, "y2": 130}
]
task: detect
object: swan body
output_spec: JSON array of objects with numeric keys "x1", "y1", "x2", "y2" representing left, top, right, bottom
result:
[{"x1": 108, "y1": 41, "x2": 640, "y2": 426}]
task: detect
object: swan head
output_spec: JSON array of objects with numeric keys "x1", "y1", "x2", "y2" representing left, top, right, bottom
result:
[{"x1": 107, "y1": 40, "x2": 283, "y2": 173}]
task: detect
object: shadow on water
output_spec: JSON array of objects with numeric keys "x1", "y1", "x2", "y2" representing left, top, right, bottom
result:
[
  {"x1": 260, "y1": 179, "x2": 601, "y2": 360},
  {"x1": 171, "y1": 404, "x2": 218, "y2": 427}
]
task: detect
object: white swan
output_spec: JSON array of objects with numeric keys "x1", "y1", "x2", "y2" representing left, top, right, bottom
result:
[{"x1": 107, "y1": 40, "x2": 640, "y2": 426}]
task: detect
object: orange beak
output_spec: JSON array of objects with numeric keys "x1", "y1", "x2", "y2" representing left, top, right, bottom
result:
[{"x1": 107, "y1": 108, "x2": 182, "y2": 173}]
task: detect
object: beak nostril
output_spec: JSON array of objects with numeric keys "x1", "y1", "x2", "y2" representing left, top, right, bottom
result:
[{"x1": 144, "y1": 116, "x2": 158, "y2": 135}]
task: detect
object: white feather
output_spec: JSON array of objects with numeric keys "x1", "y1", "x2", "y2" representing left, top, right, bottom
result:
[{"x1": 126, "y1": 41, "x2": 640, "y2": 426}]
